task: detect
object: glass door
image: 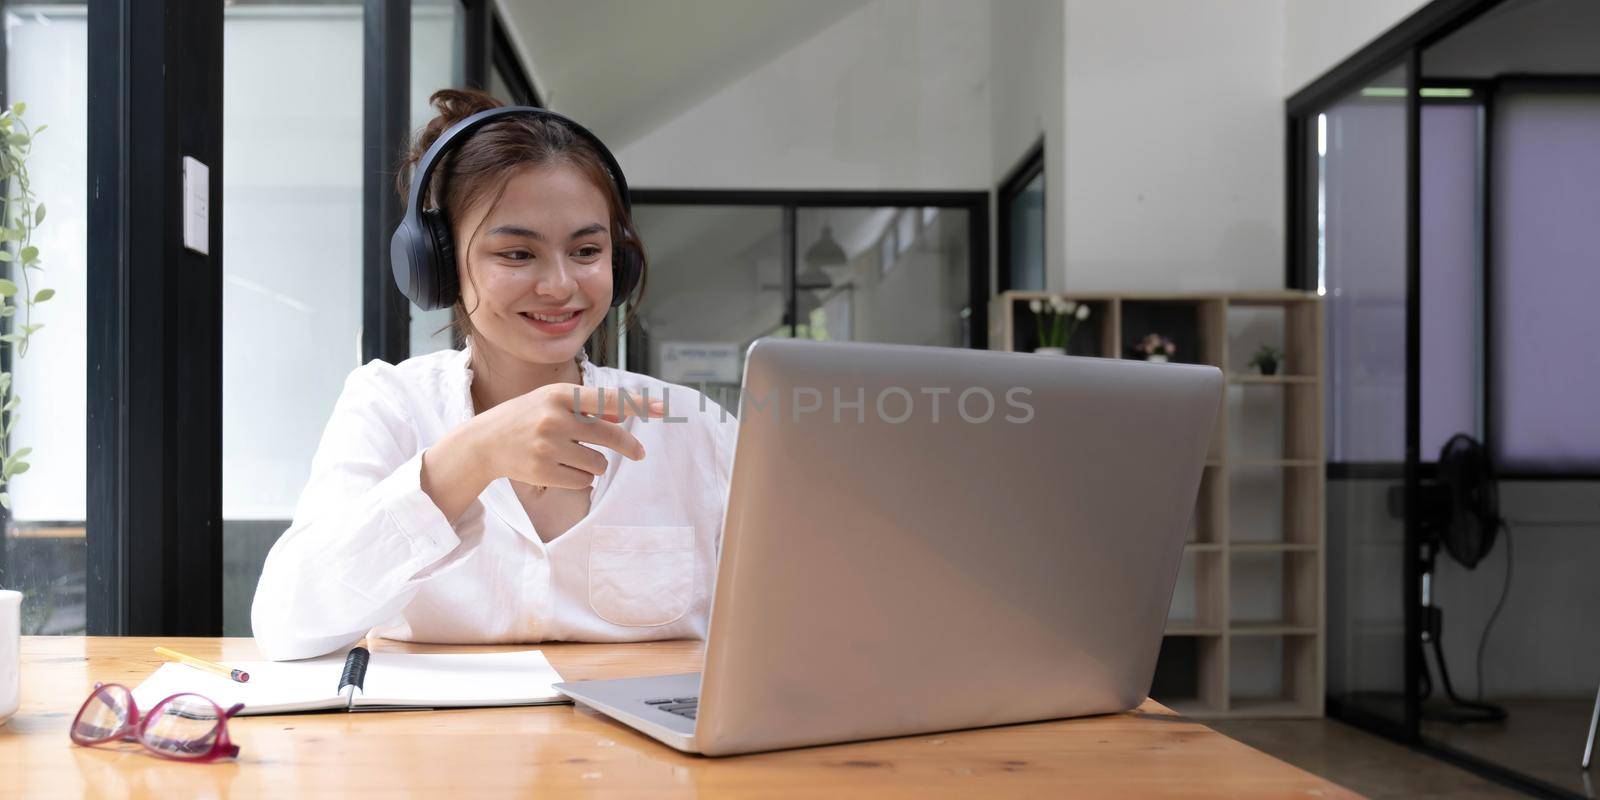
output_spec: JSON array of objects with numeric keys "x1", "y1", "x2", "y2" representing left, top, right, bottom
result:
[{"x1": 1312, "y1": 61, "x2": 1414, "y2": 733}]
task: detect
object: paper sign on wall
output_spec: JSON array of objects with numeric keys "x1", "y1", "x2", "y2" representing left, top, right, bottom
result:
[{"x1": 659, "y1": 342, "x2": 742, "y2": 385}]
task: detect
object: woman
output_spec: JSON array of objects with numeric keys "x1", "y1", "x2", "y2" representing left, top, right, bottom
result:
[{"x1": 252, "y1": 90, "x2": 737, "y2": 661}]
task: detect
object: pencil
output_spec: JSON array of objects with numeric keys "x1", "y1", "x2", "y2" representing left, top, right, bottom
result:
[{"x1": 154, "y1": 646, "x2": 250, "y2": 683}]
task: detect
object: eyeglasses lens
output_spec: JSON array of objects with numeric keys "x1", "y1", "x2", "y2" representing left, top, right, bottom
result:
[
  {"x1": 71, "y1": 685, "x2": 131, "y2": 744},
  {"x1": 140, "y1": 695, "x2": 221, "y2": 758}
]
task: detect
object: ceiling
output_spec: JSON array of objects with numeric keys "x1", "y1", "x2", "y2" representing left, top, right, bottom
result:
[
  {"x1": 1422, "y1": 0, "x2": 1600, "y2": 78},
  {"x1": 497, "y1": 0, "x2": 869, "y2": 149}
]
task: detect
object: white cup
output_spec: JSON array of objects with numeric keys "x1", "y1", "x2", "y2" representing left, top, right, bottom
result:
[{"x1": 0, "y1": 589, "x2": 19, "y2": 725}]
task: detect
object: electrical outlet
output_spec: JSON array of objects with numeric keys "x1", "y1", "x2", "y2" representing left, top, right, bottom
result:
[{"x1": 182, "y1": 156, "x2": 209, "y2": 255}]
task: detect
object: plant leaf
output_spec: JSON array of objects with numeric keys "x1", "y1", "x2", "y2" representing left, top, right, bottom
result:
[
  {"x1": 0, "y1": 279, "x2": 13, "y2": 296},
  {"x1": 10, "y1": 447, "x2": 30, "y2": 461},
  {"x1": 34, "y1": 204, "x2": 45, "y2": 224},
  {"x1": 33, "y1": 288, "x2": 53, "y2": 303},
  {"x1": 0, "y1": 492, "x2": 10, "y2": 511},
  {"x1": 19, "y1": 245, "x2": 37, "y2": 263},
  {"x1": 13, "y1": 102, "x2": 24, "y2": 116},
  {"x1": 10, "y1": 461, "x2": 29, "y2": 476},
  {"x1": 0, "y1": 334, "x2": 21, "y2": 343}
]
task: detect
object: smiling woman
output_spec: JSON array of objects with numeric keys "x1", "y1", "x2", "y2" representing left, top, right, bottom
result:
[{"x1": 249, "y1": 90, "x2": 737, "y2": 661}]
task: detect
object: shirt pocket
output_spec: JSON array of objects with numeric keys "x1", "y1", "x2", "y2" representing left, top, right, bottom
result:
[{"x1": 587, "y1": 525, "x2": 696, "y2": 627}]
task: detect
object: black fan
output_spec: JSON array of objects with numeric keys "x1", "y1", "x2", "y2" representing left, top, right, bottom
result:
[{"x1": 1415, "y1": 433, "x2": 1507, "y2": 723}]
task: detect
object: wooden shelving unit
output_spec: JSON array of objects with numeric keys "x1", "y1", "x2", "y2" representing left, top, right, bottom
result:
[{"x1": 989, "y1": 290, "x2": 1325, "y2": 718}]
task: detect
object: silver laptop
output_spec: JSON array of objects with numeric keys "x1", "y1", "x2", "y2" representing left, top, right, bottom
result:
[{"x1": 554, "y1": 338, "x2": 1222, "y2": 756}]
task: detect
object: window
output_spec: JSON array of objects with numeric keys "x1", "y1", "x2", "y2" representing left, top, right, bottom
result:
[
  {"x1": 409, "y1": 0, "x2": 467, "y2": 358},
  {"x1": 221, "y1": 3, "x2": 366, "y2": 635},
  {"x1": 1489, "y1": 90, "x2": 1600, "y2": 473},
  {"x1": 626, "y1": 193, "x2": 986, "y2": 396},
  {"x1": 998, "y1": 139, "x2": 1045, "y2": 292},
  {"x1": 2, "y1": 3, "x2": 89, "y2": 634}
]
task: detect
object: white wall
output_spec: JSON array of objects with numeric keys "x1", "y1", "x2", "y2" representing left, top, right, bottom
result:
[
  {"x1": 615, "y1": 0, "x2": 992, "y2": 191},
  {"x1": 1060, "y1": 0, "x2": 1285, "y2": 293},
  {"x1": 990, "y1": 0, "x2": 1066, "y2": 290}
]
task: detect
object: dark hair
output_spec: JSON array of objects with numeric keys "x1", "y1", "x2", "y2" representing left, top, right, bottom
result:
[{"x1": 396, "y1": 88, "x2": 647, "y2": 366}]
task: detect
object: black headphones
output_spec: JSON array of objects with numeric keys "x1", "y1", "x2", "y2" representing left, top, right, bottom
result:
[{"x1": 389, "y1": 106, "x2": 642, "y2": 311}]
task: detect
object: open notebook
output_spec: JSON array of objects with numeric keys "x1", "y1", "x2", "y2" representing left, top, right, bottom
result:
[{"x1": 131, "y1": 648, "x2": 567, "y2": 715}]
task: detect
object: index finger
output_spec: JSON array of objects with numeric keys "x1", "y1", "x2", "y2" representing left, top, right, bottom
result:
[{"x1": 561, "y1": 385, "x2": 668, "y2": 423}]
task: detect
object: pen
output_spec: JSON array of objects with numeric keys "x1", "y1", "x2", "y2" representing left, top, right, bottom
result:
[{"x1": 154, "y1": 646, "x2": 251, "y2": 683}]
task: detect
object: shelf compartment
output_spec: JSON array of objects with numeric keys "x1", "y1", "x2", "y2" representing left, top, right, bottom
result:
[
  {"x1": 1227, "y1": 633, "x2": 1320, "y2": 716},
  {"x1": 1229, "y1": 374, "x2": 1317, "y2": 384},
  {"x1": 1186, "y1": 466, "x2": 1225, "y2": 544},
  {"x1": 1229, "y1": 549, "x2": 1319, "y2": 629},
  {"x1": 1229, "y1": 542, "x2": 1317, "y2": 553},
  {"x1": 1150, "y1": 633, "x2": 1226, "y2": 713},
  {"x1": 1227, "y1": 381, "x2": 1320, "y2": 463},
  {"x1": 1167, "y1": 549, "x2": 1224, "y2": 631},
  {"x1": 1119, "y1": 299, "x2": 1224, "y2": 367},
  {"x1": 1225, "y1": 298, "x2": 1319, "y2": 381},
  {"x1": 1007, "y1": 296, "x2": 1118, "y2": 358},
  {"x1": 1227, "y1": 463, "x2": 1321, "y2": 546}
]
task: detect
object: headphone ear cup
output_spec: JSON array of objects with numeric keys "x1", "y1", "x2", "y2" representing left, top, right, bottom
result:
[
  {"x1": 420, "y1": 208, "x2": 459, "y2": 310},
  {"x1": 612, "y1": 244, "x2": 642, "y2": 308}
]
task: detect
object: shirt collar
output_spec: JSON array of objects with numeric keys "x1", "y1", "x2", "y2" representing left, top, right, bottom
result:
[{"x1": 449, "y1": 339, "x2": 603, "y2": 423}]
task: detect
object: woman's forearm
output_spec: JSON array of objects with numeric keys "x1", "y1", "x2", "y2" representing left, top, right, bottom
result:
[{"x1": 421, "y1": 417, "x2": 499, "y2": 523}]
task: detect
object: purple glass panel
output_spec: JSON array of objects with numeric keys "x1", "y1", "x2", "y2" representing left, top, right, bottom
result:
[
  {"x1": 1421, "y1": 103, "x2": 1483, "y2": 459},
  {"x1": 1492, "y1": 92, "x2": 1600, "y2": 472},
  {"x1": 1323, "y1": 98, "x2": 1408, "y2": 462}
]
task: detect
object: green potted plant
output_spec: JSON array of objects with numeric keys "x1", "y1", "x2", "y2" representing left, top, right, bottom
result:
[
  {"x1": 1028, "y1": 297, "x2": 1090, "y2": 355},
  {"x1": 0, "y1": 101, "x2": 45, "y2": 514},
  {"x1": 0, "y1": 100, "x2": 45, "y2": 699},
  {"x1": 1248, "y1": 344, "x2": 1283, "y2": 376}
]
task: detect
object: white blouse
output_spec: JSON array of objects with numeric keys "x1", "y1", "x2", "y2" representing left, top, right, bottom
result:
[{"x1": 250, "y1": 344, "x2": 739, "y2": 661}]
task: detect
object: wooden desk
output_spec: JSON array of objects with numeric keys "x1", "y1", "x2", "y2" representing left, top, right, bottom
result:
[{"x1": 0, "y1": 637, "x2": 1358, "y2": 798}]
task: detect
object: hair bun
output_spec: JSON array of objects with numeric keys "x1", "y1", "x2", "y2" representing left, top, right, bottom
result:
[{"x1": 396, "y1": 88, "x2": 505, "y2": 204}]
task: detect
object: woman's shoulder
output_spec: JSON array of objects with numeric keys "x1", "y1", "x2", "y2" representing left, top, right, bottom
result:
[
  {"x1": 351, "y1": 346, "x2": 464, "y2": 382},
  {"x1": 339, "y1": 347, "x2": 468, "y2": 414}
]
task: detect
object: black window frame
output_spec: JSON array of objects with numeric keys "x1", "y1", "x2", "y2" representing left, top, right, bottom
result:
[{"x1": 86, "y1": 0, "x2": 227, "y2": 635}]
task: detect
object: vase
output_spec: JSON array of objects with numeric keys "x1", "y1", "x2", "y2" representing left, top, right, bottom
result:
[
  {"x1": 1259, "y1": 359, "x2": 1279, "y2": 376},
  {"x1": 1146, "y1": 354, "x2": 1169, "y2": 363},
  {"x1": 0, "y1": 590, "x2": 19, "y2": 726},
  {"x1": 1033, "y1": 347, "x2": 1066, "y2": 355}
]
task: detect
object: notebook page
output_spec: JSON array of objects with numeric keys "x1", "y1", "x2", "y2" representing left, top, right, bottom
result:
[
  {"x1": 354, "y1": 650, "x2": 567, "y2": 708},
  {"x1": 131, "y1": 655, "x2": 349, "y2": 715}
]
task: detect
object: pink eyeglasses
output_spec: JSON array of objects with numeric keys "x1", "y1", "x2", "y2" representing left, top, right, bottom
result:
[{"x1": 69, "y1": 682, "x2": 245, "y2": 762}]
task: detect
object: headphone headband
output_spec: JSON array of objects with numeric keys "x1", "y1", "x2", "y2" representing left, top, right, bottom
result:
[
  {"x1": 389, "y1": 105, "x2": 640, "y2": 312},
  {"x1": 404, "y1": 105, "x2": 633, "y2": 222}
]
